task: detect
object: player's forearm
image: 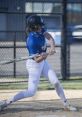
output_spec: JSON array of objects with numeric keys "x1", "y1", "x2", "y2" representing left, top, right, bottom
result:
[
  {"x1": 44, "y1": 32, "x2": 55, "y2": 51},
  {"x1": 49, "y1": 38, "x2": 55, "y2": 50}
]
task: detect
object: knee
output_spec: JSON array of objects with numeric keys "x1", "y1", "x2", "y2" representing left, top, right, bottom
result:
[
  {"x1": 24, "y1": 89, "x2": 36, "y2": 97},
  {"x1": 29, "y1": 89, "x2": 36, "y2": 97},
  {"x1": 54, "y1": 81, "x2": 61, "y2": 88},
  {"x1": 50, "y1": 77, "x2": 59, "y2": 85},
  {"x1": 55, "y1": 80, "x2": 59, "y2": 84}
]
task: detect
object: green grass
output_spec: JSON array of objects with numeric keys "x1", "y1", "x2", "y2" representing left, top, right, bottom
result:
[
  {"x1": 61, "y1": 80, "x2": 82, "y2": 89},
  {"x1": 0, "y1": 79, "x2": 82, "y2": 90}
]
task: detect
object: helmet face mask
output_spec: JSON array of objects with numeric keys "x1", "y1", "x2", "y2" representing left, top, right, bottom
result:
[{"x1": 26, "y1": 15, "x2": 45, "y2": 32}]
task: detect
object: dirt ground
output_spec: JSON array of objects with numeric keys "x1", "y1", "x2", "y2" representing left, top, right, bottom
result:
[
  {"x1": 0, "y1": 99, "x2": 82, "y2": 117},
  {"x1": 0, "y1": 90, "x2": 82, "y2": 117}
]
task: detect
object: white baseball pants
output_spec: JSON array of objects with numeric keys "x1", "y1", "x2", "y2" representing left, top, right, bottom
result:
[{"x1": 7, "y1": 59, "x2": 67, "y2": 105}]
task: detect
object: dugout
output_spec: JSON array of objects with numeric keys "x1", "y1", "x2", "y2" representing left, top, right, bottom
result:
[{"x1": 0, "y1": 0, "x2": 82, "y2": 80}]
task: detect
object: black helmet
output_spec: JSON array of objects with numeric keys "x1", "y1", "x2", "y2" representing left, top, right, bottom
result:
[{"x1": 26, "y1": 15, "x2": 44, "y2": 27}]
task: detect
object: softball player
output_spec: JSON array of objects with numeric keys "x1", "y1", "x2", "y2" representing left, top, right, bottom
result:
[{"x1": 0, "y1": 15, "x2": 77, "y2": 111}]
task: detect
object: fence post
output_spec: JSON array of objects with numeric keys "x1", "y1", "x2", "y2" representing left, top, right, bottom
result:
[
  {"x1": 61, "y1": 1, "x2": 70, "y2": 80},
  {"x1": 13, "y1": 32, "x2": 16, "y2": 78}
]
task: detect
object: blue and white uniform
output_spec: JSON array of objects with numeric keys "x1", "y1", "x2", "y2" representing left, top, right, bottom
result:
[
  {"x1": 24, "y1": 30, "x2": 65, "y2": 101},
  {"x1": 26, "y1": 31, "x2": 47, "y2": 56},
  {"x1": 0, "y1": 15, "x2": 76, "y2": 112},
  {"x1": 6, "y1": 30, "x2": 67, "y2": 104}
]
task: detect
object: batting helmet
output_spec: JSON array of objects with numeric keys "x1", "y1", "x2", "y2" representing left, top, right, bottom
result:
[{"x1": 26, "y1": 15, "x2": 45, "y2": 32}]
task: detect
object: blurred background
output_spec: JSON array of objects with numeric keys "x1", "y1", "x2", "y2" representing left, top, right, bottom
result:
[{"x1": 0, "y1": 0, "x2": 82, "y2": 83}]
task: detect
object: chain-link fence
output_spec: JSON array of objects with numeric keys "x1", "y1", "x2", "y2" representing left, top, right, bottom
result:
[
  {"x1": 0, "y1": 31, "x2": 82, "y2": 80},
  {"x1": 0, "y1": 32, "x2": 61, "y2": 78}
]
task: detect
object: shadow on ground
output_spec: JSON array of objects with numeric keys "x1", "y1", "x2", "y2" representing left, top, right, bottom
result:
[{"x1": 0, "y1": 99, "x2": 82, "y2": 117}]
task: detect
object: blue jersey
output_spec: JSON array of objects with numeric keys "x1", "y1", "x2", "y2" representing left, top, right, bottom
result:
[{"x1": 26, "y1": 32, "x2": 47, "y2": 56}]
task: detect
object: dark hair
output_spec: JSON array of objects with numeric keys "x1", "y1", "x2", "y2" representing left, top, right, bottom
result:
[{"x1": 26, "y1": 15, "x2": 44, "y2": 33}]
